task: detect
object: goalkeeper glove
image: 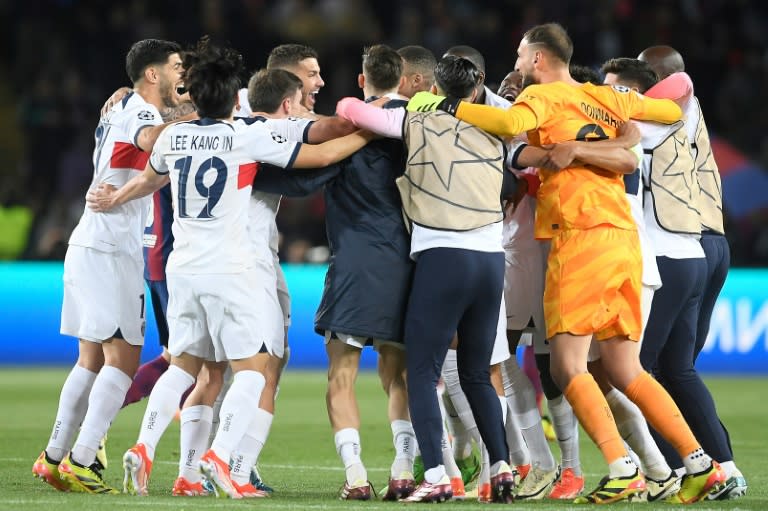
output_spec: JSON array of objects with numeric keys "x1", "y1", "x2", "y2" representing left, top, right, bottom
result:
[{"x1": 406, "y1": 91, "x2": 462, "y2": 115}]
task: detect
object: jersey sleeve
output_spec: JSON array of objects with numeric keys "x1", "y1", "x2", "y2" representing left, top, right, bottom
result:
[
  {"x1": 243, "y1": 122, "x2": 302, "y2": 169},
  {"x1": 454, "y1": 101, "x2": 538, "y2": 138},
  {"x1": 149, "y1": 128, "x2": 171, "y2": 174},
  {"x1": 122, "y1": 102, "x2": 163, "y2": 148},
  {"x1": 336, "y1": 97, "x2": 405, "y2": 139},
  {"x1": 622, "y1": 88, "x2": 682, "y2": 124},
  {"x1": 263, "y1": 117, "x2": 314, "y2": 143}
]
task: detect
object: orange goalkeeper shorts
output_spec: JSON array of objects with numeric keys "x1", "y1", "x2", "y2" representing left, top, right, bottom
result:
[{"x1": 544, "y1": 226, "x2": 642, "y2": 341}]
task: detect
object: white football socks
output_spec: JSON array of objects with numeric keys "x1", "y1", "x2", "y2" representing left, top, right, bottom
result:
[
  {"x1": 46, "y1": 365, "x2": 98, "y2": 462},
  {"x1": 136, "y1": 365, "x2": 196, "y2": 461},
  {"x1": 335, "y1": 427, "x2": 367, "y2": 485},
  {"x1": 548, "y1": 394, "x2": 581, "y2": 475},
  {"x1": 605, "y1": 387, "x2": 671, "y2": 480},
  {"x1": 210, "y1": 370, "x2": 265, "y2": 462},
  {"x1": 71, "y1": 365, "x2": 133, "y2": 466},
  {"x1": 390, "y1": 420, "x2": 416, "y2": 478},
  {"x1": 178, "y1": 405, "x2": 213, "y2": 483},
  {"x1": 231, "y1": 408, "x2": 273, "y2": 485}
]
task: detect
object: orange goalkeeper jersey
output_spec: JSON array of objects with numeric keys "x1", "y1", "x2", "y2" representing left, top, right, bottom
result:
[
  {"x1": 456, "y1": 81, "x2": 681, "y2": 239},
  {"x1": 521, "y1": 82, "x2": 670, "y2": 238}
]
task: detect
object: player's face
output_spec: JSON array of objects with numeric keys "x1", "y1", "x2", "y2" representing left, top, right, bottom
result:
[
  {"x1": 158, "y1": 53, "x2": 184, "y2": 108},
  {"x1": 287, "y1": 58, "x2": 324, "y2": 111},
  {"x1": 497, "y1": 70, "x2": 523, "y2": 102},
  {"x1": 515, "y1": 38, "x2": 540, "y2": 89}
]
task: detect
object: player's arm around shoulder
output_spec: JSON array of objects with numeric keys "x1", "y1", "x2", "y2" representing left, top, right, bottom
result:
[{"x1": 618, "y1": 84, "x2": 682, "y2": 125}]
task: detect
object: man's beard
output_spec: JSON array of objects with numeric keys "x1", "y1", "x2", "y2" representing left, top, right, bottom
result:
[
  {"x1": 521, "y1": 74, "x2": 538, "y2": 90},
  {"x1": 159, "y1": 79, "x2": 177, "y2": 109}
]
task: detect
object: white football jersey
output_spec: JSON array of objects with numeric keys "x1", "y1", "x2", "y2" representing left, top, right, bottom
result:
[
  {"x1": 236, "y1": 115, "x2": 313, "y2": 257},
  {"x1": 69, "y1": 92, "x2": 162, "y2": 256},
  {"x1": 151, "y1": 118, "x2": 301, "y2": 274}
]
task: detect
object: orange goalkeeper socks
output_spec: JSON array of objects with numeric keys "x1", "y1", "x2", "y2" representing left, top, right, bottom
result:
[
  {"x1": 563, "y1": 373, "x2": 627, "y2": 464},
  {"x1": 624, "y1": 371, "x2": 700, "y2": 458}
]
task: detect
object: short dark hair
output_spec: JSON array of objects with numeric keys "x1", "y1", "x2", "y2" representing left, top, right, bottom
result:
[
  {"x1": 600, "y1": 57, "x2": 659, "y2": 93},
  {"x1": 125, "y1": 39, "x2": 181, "y2": 84},
  {"x1": 182, "y1": 36, "x2": 244, "y2": 119},
  {"x1": 443, "y1": 45, "x2": 485, "y2": 73},
  {"x1": 523, "y1": 23, "x2": 573, "y2": 65},
  {"x1": 247, "y1": 68, "x2": 303, "y2": 114},
  {"x1": 267, "y1": 44, "x2": 319, "y2": 70},
  {"x1": 435, "y1": 55, "x2": 482, "y2": 99},
  {"x1": 362, "y1": 44, "x2": 403, "y2": 91},
  {"x1": 397, "y1": 45, "x2": 437, "y2": 78},
  {"x1": 569, "y1": 64, "x2": 601, "y2": 84}
]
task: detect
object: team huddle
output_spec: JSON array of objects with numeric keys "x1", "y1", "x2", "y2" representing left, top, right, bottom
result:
[{"x1": 30, "y1": 21, "x2": 747, "y2": 505}]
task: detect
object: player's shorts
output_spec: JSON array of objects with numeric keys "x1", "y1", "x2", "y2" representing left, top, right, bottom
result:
[
  {"x1": 146, "y1": 279, "x2": 169, "y2": 348},
  {"x1": 61, "y1": 245, "x2": 145, "y2": 346},
  {"x1": 503, "y1": 243, "x2": 546, "y2": 332},
  {"x1": 324, "y1": 331, "x2": 404, "y2": 352},
  {"x1": 490, "y1": 293, "x2": 512, "y2": 365},
  {"x1": 167, "y1": 262, "x2": 283, "y2": 362},
  {"x1": 544, "y1": 226, "x2": 642, "y2": 341},
  {"x1": 587, "y1": 283, "x2": 655, "y2": 362},
  {"x1": 274, "y1": 256, "x2": 291, "y2": 328}
]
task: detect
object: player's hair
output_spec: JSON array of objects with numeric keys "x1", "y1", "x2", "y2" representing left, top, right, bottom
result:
[
  {"x1": 523, "y1": 22, "x2": 573, "y2": 65},
  {"x1": 443, "y1": 45, "x2": 486, "y2": 73},
  {"x1": 125, "y1": 39, "x2": 182, "y2": 84},
  {"x1": 569, "y1": 64, "x2": 602, "y2": 84},
  {"x1": 182, "y1": 36, "x2": 244, "y2": 119},
  {"x1": 398, "y1": 45, "x2": 437, "y2": 80},
  {"x1": 247, "y1": 68, "x2": 303, "y2": 114},
  {"x1": 600, "y1": 57, "x2": 659, "y2": 93},
  {"x1": 434, "y1": 55, "x2": 482, "y2": 99},
  {"x1": 362, "y1": 44, "x2": 403, "y2": 92},
  {"x1": 267, "y1": 44, "x2": 319, "y2": 70}
]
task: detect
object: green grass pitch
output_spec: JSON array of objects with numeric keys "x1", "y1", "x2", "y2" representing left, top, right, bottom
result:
[{"x1": 2, "y1": 368, "x2": 766, "y2": 510}]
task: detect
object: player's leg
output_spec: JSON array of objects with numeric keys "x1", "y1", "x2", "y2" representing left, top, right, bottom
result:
[
  {"x1": 324, "y1": 333, "x2": 370, "y2": 499},
  {"x1": 546, "y1": 228, "x2": 644, "y2": 504},
  {"x1": 377, "y1": 342, "x2": 417, "y2": 500},
  {"x1": 454, "y1": 250, "x2": 514, "y2": 503},
  {"x1": 173, "y1": 361, "x2": 224, "y2": 496},
  {"x1": 60, "y1": 249, "x2": 146, "y2": 494},
  {"x1": 404, "y1": 248, "x2": 468, "y2": 502},
  {"x1": 33, "y1": 339, "x2": 103, "y2": 491},
  {"x1": 198, "y1": 268, "x2": 280, "y2": 499}
]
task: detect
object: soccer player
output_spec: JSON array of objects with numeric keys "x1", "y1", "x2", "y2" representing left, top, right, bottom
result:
[
  {"x1": 266, "y1": 44, "x2": 325, "y2": 118},
  {"x1": 407, "y1": 23, "x2": 726, "y2": 504},
  {"x1": 606, "y1": 54, "x2": 747, "y2": 500},
  {"x1": 87, "y1": 36, "x2": 375, "y2": 498},
  {"x1": 397, "y1": 45, "x2": 437, "y2": 99},
  {"x1": 337, "y1": 55, "x2": 518, "y2": 503},
  {"x1": 249, "y1": 45, "x2": 420, "y2": 501},
  {"x1": 31, "y1": 38, "x2": 189, "y2": 494}
]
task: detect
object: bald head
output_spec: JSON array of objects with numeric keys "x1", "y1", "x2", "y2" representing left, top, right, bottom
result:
[{"x1": 637, "y1": 45, "x2": 684, "y2": 80}]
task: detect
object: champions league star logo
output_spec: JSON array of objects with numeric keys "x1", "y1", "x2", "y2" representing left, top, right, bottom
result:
[
  {"x1": 138, "y1": 110, "x2": 156, "y2": 121},
  {"x1": 271, "y1": 132, "x2": 288, "y2": 144}
]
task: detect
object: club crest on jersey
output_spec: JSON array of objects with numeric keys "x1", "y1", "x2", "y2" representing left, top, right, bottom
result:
[
  {"x1": 271, "y1": 131, "x2": 288, "y2": 143},
  {"x1": 611, "y1": 85, "x2": 631, "y2": 93},
  {"x1": 138, "y1": 110, "x2": 156, "y2": 121}
]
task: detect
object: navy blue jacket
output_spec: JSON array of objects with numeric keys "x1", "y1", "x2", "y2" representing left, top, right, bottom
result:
[{"x1": 252, "y1": 100, "x2": 413, "y2": 343}]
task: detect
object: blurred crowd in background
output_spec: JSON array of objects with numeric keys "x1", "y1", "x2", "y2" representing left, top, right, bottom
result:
[{"x1": 2, "y1": 0, "x2": 767, "y2": 265}]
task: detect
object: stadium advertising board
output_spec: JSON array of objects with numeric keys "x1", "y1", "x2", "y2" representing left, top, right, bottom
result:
[{"x1": 1, "y1": 263, "x2": 766, "y2": 373}]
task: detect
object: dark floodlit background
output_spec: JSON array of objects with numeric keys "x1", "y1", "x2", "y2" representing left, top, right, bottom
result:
[{"x1": 1, "y1": 0, "x2": 767, "y2": 265}]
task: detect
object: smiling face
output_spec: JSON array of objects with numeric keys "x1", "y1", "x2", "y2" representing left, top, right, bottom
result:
[
  {"x1": 285, "y1": 57, "x2": 324, "y2": 111},
  {"x1": 157, "y1": 53, "x2": 184, "y2": 108},
  {"x1": 497, "y1": 70, "x2": 523, "y2": 102}
]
